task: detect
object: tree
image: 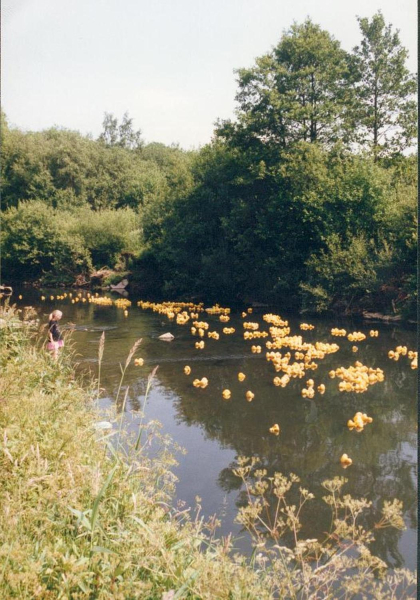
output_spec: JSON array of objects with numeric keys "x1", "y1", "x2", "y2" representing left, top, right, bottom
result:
[
  {"x1": 218, "y1": 19, "x2": 352, "y2": 153},
  {"x1": 351, "y1": 11, "x2": 417, "y2": 160},
  {"x1": 98, "y1": 111, "x2": 143, "y2": 150}
]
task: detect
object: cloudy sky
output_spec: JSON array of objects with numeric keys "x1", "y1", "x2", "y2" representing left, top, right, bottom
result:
[{"x1": 3, "y1": 0, "x2": 417, "y2": 149}]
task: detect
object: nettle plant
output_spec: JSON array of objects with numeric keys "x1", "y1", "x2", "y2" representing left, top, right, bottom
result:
[{"x1": 232, "y1": 456, "x2": 415, "y2": 599}]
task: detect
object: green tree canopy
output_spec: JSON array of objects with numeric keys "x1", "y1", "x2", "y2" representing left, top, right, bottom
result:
[
  {"x1": 218, "y1": 19, "x2": 352, "y2": 154},
  {"x1": 98, "y1": 112, "x2": 143, "y2": 150},
  {"x1": 351, "y1": 11, "x2": 417, "y2": 159}
]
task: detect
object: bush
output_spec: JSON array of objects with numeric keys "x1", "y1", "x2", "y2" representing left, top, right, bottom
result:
[
  {"x1": 60, "y1": 207, "x2": 142, "y2": 268},
  {"x1": 1, "y1": 201, "x2": 91, "y2": 283},
  {"x1": 0, "y1": 202, "x2": 142, "y2": 284},
  {"x1": 300, "y1": 234, "x2": 381, "y2": 314}
]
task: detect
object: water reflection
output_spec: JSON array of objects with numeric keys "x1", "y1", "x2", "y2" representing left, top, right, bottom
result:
[{"x1": 15, "y1": 289, "x2": 418, "y2": 570}]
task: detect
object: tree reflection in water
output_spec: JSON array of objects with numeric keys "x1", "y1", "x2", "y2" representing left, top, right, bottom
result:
[{"x1": 63, "y1": 299, "x2": 417, "y2": 570}]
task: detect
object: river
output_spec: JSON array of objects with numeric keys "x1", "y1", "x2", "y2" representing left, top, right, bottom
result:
[{"x1": 15, "y1": 288, "x2": 418, "y2": 570}]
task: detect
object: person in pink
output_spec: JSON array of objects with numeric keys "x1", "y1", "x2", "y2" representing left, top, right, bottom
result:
[{"x1": 47, "y1": 309, "x2": 64, "y2": 358}]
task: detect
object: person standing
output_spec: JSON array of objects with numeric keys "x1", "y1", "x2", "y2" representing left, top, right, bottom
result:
[{"x1": 47, "y1": 310, "x2": 64, "y2": 358}]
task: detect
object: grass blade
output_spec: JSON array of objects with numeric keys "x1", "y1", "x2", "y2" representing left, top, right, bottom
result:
[{"x1": 90, "y1": 464, "x2": 119, "y2": 531}]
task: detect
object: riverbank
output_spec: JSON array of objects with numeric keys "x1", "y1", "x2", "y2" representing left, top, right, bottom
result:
[
  {"x1": 5, "y1": 279, "x2": 418, "y2": 326},
  {"x1": 0, "y1": 303, "x2": 416, "y2": 598},
  {"x1": 0, "y1": 304, "x2": 274, "y2": 599}
]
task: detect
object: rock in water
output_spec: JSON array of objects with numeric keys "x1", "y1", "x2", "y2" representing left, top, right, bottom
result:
[{"x1": 159, "y1": 332, "x2": 174, "y2": 341}]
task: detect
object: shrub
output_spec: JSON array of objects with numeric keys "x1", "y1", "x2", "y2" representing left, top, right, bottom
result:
[
  {"x1": 61, "y1": 207, "x2": 142, "y2": 268},
  {"x1": 1, "y1": 201, "x2": 91, "y2": 282},
  {"x1": 300, "y1": 234, "x2": 382, "y2": 314}
]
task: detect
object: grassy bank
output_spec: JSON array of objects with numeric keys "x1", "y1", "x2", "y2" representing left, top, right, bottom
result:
[{"x1": 0, "y1": 303, "x2": 416, "y2": 599}]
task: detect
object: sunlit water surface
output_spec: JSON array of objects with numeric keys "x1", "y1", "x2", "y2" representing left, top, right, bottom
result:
[{"x1": 17, "y1": 289, "x2": 417, "y2": 570}]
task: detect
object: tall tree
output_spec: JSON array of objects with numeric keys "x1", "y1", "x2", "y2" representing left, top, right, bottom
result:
[
  {"x1": 217, "y1": 19, "x2": 352, "y2": 153},
  {"x1": 351, "y1": 12, "x2": 417, "y2": 160},
  {"x1": 98, "y1": 111, "x2": 143, "y2": 150}
]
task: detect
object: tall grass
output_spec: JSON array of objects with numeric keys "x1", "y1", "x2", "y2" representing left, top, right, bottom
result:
[{"x1": 0, "y1": 303, "x2": 416, "y2": 599}]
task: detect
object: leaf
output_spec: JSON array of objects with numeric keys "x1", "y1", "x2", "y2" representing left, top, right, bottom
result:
[
  {"x1": 172, "y1": 569, "x2": 200, "y2": 599},
  {"x1": 131, "y1": 515, "x2": 153, "y2": 535},
  {"x1": 90, "y1": 464, "x2": 118, "y2": 531},
  {"x1": 68, "y1": 507, "x2": 92, "y2": 532}
]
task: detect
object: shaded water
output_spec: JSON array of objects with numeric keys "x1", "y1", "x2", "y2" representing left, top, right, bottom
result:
[{"x1": 16, "y1": 289, "x2": 417, "y2": 570}]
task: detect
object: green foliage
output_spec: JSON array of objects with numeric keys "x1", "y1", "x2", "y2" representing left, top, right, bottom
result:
[
  {"x1": 1, "y1": 201, "x2": 91, "y2": 283},
  {"x1": 351, "y1": 12, "x2": 417, "y2": 159},
  {"x1": 232, "y1": 457, "x2": 415, "y2": 599},
  {"x1": 144, "y1": 139, "x2": 416, "y2": 315},
  {"x1": 0, "y1": 12, "x2": 417, "y2": 318},
  {"x1": 98, "y1": 111, "x2": 143, "y2": 150},
  {"x1": 61, "y1": 207, "x2": 142, "y2": 268},
  {"x1": 301, "y1": 234, "x2": 381, "y2": 313},
  {"x1": 1, "y1": 126, "x2": 194, "y2": 212},
  {"x1": 221, "y1": 19, "x2": 352, "y2": 151},
  {"x1": 0, "y1": 202, "x2": 142, "y2": 283}
]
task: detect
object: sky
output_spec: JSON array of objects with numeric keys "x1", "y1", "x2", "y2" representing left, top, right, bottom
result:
[{"x1": 2, "y1": 0, "x2": 417, "y2": 149}]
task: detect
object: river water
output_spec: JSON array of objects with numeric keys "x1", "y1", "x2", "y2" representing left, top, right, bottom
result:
[{"x1": 15, "y1": 288, "x2": 418, "y2": 570}]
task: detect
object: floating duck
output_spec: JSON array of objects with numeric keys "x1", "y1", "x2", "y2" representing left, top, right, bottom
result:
[
  {"x1": 238, "y1": 372, "x2": 246, "y2": 382},
  {"x1": 184, "y1": 366, "x2": 191, "y2": 375},
  {"x1": 243, "y1": 322, "x2": 259, "y2": 330},
  {"x1": 222, "y1": 389, "x2": 231, "y2": 400},
  {"x1": 331, "y1": 328, "x2": 346, "y2": 337},
  {"x1": 347, "y1": 411, "x2": 373, "y2": 431},
  {"x1": 134, "y1": 358, "x2": 144, "y2": 366},
  {"x1": 347, "y1": 332, "x2": 366, "y2": 342},
  {"x1": 245, "y1": 391, "x2": 254, "y2": 402},
  {"x1": 340, "y1": 454, "x2": 352, "y2": 468},
  {"x1": 269, "y1": 424, "x2": 280, "y2": 435},
  {"x1": 263, "y1": 314, "x2": 288, "y2": 327},
  {"x1": 193, "y1": 377, "x2": 208, "y2": 389},
  {"x1": 334, "y1": 362, "x2": 384, "y2": 393}
]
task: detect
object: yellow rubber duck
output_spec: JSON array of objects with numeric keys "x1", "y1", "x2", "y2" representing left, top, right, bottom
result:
[{"x1": 340, "y1": 454, "x2": 352, "y2": 468}]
